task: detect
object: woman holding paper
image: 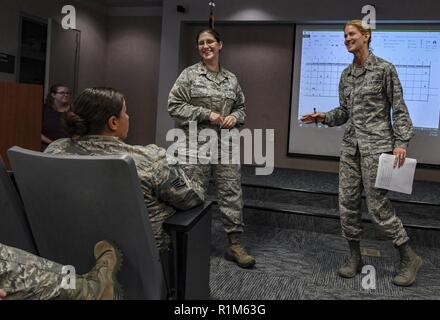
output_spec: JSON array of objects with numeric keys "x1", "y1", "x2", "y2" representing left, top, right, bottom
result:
[{"x1": 301, "y1": 20, "x2": 422, "y2": 286}]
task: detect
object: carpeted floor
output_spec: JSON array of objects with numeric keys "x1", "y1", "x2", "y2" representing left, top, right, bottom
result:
[{"x1": 209, "y1": 218, "x2": 440, "y2": 300}]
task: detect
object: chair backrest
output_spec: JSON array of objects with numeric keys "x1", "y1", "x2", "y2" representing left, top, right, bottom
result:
[
  {"x1": 0, "y1": 157, "x2": 37, "y2": 254},
  {"x1": 8, "y1": 146, "x2": 166, "y2": 300}
]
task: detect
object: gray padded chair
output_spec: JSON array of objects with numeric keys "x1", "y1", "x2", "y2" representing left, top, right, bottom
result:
[
  {"x1": 0, "y1": 157, "x2": 37, "y2": 254},
  {"x1": 8, "y1": 147, "x2": 166, "y2": 299}
]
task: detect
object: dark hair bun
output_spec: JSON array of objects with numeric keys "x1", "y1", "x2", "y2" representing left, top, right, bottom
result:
[{"x1": 62, "y1": 111, "x2": 88, "y2": 137}]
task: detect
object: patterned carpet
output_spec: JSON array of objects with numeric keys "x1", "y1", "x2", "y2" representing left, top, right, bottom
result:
[{"x1": 209, "y1": 216, "x2": 440, "y2": 300}]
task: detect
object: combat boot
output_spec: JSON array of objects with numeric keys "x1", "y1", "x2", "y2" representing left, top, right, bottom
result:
[
  {"x1": 60, "y1": 240, "x2": 123, "y2": 300},
  {"x1": 224, "y1": 233, "x2": 256, "y2": 269},
  {"x1": 338, "y1": 240, "x2": 364, "y2": 278},
  {"x1": 393, "y1": 242, "x2": 422, "y2": 287}
]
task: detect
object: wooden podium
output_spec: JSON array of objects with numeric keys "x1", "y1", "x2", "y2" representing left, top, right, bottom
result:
[{"x1": 0, "y1": 82, "x2": 43, "y2": 168}]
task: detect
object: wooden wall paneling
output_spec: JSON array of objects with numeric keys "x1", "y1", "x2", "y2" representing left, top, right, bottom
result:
[{"x1": 0, "y1": 82, "x2": 43, "y2": 168}]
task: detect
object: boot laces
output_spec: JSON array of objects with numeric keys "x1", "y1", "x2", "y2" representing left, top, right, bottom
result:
[
  {"x1": 345, "y1": 254, "x2": 361, "y2": 265},
  {"x1": 231, "y1": 244, "x2": 248, "y2": 256},
  {"x1": 85, "y1": 252, "x2": 111, "y2": 281},
  {"x1": 398, "y1": 259, "x2": 411, "y2": 276}
]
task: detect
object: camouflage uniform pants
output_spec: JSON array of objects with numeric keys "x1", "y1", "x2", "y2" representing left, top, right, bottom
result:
[
  {"x1": 339, "y1": 149, "x2": 409, "y2": 246},
  {"x1": 0, "y1": 243, "x2": 64, "y2": 300},
  {"x1": 182, "y1": 163, "x2": 244, "y2": 234}
]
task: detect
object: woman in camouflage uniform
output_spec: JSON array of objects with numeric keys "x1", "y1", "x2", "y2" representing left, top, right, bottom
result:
[
  {"x1": 301, "y1": 20, "x2": 422, "y2": 286},
  {"x1": 168, "y1": 29, "x2": 255, "y2": 268},
  {"x1": 45, "y1": 88, "x2": 204, "y2": 252}
]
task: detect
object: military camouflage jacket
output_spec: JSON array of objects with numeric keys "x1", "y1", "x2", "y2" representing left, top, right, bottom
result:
[
  {"x1": 168, "y1": 61, "x2": 246, "y2": 131},
  {"x1": 324, "y1": 52, "x2": 414, "y2": 155},
  {"x1": 44, "y1": 136, "x2": 204, "y2": 249}
]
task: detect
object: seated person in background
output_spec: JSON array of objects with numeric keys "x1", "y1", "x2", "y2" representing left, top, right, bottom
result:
[
  {"x1": 45, "y1": 87, "x2": 204, "y2": 252},
  {"x1": 41, "y1": 84, "x2": 71, "y2": 150},
  {"x1": 0, "y1": 240, "x2": 122, "y2": 300}
]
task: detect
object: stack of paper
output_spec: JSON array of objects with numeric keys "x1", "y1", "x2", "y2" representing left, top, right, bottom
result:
[{"x1": 375, "y1": 153, "x2": 417, "y2": 194}]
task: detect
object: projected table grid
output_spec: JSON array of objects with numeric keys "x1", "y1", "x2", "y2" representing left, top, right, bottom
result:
[
  {"x1": 301, "y1": 62, "x2": 347, "y2": 97},
  {"x1": 396, "y1": 64, "x2": 431, "y2": 102},
  {"x1": 301, "y1": 62, "x2": 431, "y2": 102}
]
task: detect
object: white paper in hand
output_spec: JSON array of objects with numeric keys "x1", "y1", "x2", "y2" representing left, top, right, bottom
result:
[{"x1": 375, "y1": 153, "x2": 417, "y2": 194}]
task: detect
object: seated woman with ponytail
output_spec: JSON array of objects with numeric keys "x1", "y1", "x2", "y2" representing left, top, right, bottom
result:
[{"x1": 45, "y1": 87, "x2": 204, "y2": 251}]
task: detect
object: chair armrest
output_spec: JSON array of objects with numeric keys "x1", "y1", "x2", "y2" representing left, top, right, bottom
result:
[
  {"x1": 163, "y1": 201, "x2": 213, "y2": 233},
  {"x1": 162, "y1": 201, "x2": 213, "y2": 299}
]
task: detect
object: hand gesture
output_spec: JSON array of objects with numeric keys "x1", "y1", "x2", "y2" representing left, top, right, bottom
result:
[
  {"x1": 222, "y1": 115, "x2": 237, "y2": 129},
  {"x1": 300, "y1": 111, "x2": 325, "y2": 124},
  {"x1": 209, "y1": 112, "x2": 224, "y2": 126}
]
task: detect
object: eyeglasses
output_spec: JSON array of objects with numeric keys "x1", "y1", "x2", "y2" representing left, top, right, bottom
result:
[
  {"x1": 55, "y1": 91, "x2": 70, "y2": 95},
  {"x1": 198, "y1": 39, "x2": 217, "y2": 46}
]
